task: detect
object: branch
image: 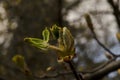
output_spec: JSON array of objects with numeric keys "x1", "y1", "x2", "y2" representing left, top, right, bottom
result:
[
  {"x1": 107, "y1": 0, "x2": 120, "y2": 29},
  {"x1": 84, "y1": 14, "x2": 116, "y2": 57},
  {"x1": 33, "y1": 70, "x2": 77, "y2": 79},
  {"x1": 80, "y1": 59, "x2": 114, "y2": 73},
  {"x1": 66, "y1": 60, "x2": 83, "y2": 80},
  {"x1": 83, "y1": 60, "x2": 120, "y2": 80},
  {"x1": 65, "y1": 0, "x2": 81, "y2": 11},
  {"x1": 89, "y1": 11, "x2": 113, "y2": 15},
  {"x1": 63, "y1": 0, "x2": 81, "y2": 15},
  {"x1": 33, "y1": 59, "x2": 120, "y2": 80}
]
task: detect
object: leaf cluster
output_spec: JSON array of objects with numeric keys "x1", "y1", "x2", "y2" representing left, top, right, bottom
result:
[{"x1": 24, "y1": 25, "x2": 75, "y2": 62}]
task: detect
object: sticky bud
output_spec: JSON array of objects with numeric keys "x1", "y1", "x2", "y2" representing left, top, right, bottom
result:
[
  {"x1": 84, "y1": 14, "x2": 94, "y2": 31},
  {"x1": 116, "y1": 32, "x2": 120, "y2": 42},
  {"x1": 105, "y1": 52, "x2": 114, "y2": 60}
]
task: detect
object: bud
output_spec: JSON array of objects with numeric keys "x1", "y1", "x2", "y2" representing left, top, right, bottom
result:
[
  {"x1": 105, "y1": 52, "x2": 114, "y2": 60},
  {"x1": 84, "y1": 14, "x2": 94, "y2": 31},
  {"x1": 12, "y1": 55, "x2": 26, "y2": 69},
  {"x1": 118, "y1": 69, "x2": 120, "y2": 74},
  {"x1": 12, "y1": 55, "x2": 31, "y2": 75},
  {"x1": 116, "y1": 32, "x2": 120, "y2": 42}
]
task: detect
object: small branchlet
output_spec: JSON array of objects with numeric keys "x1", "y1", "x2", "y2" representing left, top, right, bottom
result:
[{"x1": 84, "y1": 13, "x2": 116, "y2": 58}]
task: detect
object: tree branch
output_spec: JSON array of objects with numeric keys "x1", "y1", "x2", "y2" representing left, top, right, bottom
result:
[
  {"x1": 80, "y1": 59, "x2": 114, "y2": 74},
  {"x1": 83, "y1": 60, "x2": 120, "y2": 80},
  {"x1": 66, "y1": 60, "x2": 83, "y2": 80},
  {"x1": 63, "y1": 0, "x2": 81, "y2": 16},
  {"x1": 33, "y1": 60, "x2": 120, "y2": 80},
  {"x1": 107, "y1": 0, "x2": 120, "y2": 29},
  {"x1": 84, "y1": 14, "x2": 116, "y2": 57},
  {"x1": 65, "y1": 0, "x2": 81, "y2": 11}
]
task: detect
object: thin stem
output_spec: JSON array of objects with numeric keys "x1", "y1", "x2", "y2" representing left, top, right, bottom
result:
[
  {"x1": 66, "y1": 60, "x2": 82, "y2": 80},
  {"x1": 85, "y1": 14, "x2": 116, "y2": 58},
  {"x1": 107, "y1": 0, "x2": 120, "y2": 29},
  {"x1": 48, "y1": 45, "x2": 63, "y2": 52},
  {"x1": 92, "y1": 31, "x2": 116, "y2": 57},
  {"x1": 80, "y1": 58, "x2": 115, "y2": 74}
]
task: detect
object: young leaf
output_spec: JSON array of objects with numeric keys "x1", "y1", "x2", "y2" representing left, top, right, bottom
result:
[
  {"x1": 50, "y1": 25, "x2": 61, "y2": 39},
  {"x1": 42, "y1": 27, "x2": 50, "y2": 42},
  {"x1": 62, "y1": 27, "x2": 74, "y2": 52},
  {"x1": 58, "y1": 29, "x2": 65, "y2": 51},
  {"x1": 57, "y1": 27, "x2": 75, "y2": 62},
  {"x1": 24, "y1": 38, "x2": 49, "y2": 50}
]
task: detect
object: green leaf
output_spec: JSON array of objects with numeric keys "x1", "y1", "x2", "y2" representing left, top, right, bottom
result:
[
  {"x1": 57, "y1": 27, "x2": 75, "y2": 62},
  {"x1": 42, "y1": 27, "x2": 50, "y2": 42},
  {"x1": 50, "y1": 25, "x2": 61, "y2": 39},
  {"x1": 24, "y1": 38, "x2": 49, "y2": 50},
  {"x1": 62, "y1": 27, "x2": 74, "y2": 52},
  {"x1": 58, "y1": 28, "x2": 65, "y2": 51}
]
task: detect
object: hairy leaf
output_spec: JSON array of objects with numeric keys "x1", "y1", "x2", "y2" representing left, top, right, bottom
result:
[
  {"x1": 42, "y1": 27, "x2": 50, "y2": 42},
  {"x1": 62, "y1": 27, "x2": 74, "y2": 52},
  {"x1": 50, "y1": 25, "x2": 61, "y2": 39},
  {"x1": 24, "y1": 38, "x2": 49, "y2": 50},
  {"x1": 57, "y1": 27, "x2": 75, "y2": 61}
]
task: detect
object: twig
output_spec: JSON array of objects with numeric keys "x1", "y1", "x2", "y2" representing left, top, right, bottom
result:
[
  {"x1": 80, "y1": 59, "x2": 115, "y2": 74},
  {"x1": 66, "y1": 61, "x2": 81, "y2": 80},
  {"x1": 83, "y1": 60, "x2": 120, "y2": 80},
  {"x1": 63, "y1": 0, "x2": 81, "y2": 16},
  {"x1": 107, "y1": 0, "x2": 120, "y2": 29},
  {"x1": 65, "y1": 0, "x2": 81, "y2": 11},
  {"x1": 66, "y1": 60, "x2": 83, "y2": 80},
  {"x1": 92, "y1": 31, "x2": 116, "y2": 57},
  {"x1": 71, "y1": 11, "x2": 113, "y2": 23},
  {"x1": 84, "y1": 14, "x2": 116, "y2": 58},
  {"x1": 29, "y1": 59, "x2": 120, "y2": 80},
  {"x1": 33, "y1": 71, "x2": 73, "y2": 79}
]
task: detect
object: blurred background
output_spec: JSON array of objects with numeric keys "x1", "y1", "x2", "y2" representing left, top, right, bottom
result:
[{"x1": 0, "y1": 0, "x2": 120, "y2": 80}]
